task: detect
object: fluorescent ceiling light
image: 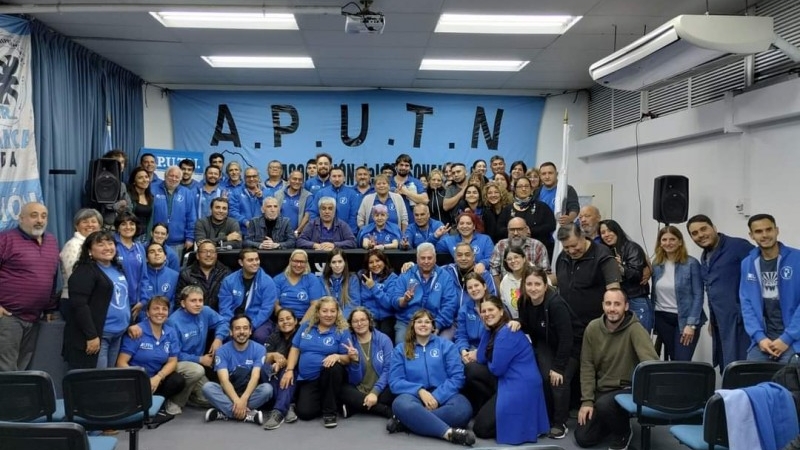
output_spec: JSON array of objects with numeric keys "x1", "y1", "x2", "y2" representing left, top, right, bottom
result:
[
  {"x1": 202, "y1": 56, "x2": 315, "y2": 68},
  {"x1": 150, "y1": 11, "x2": 298, "y2": 30},
  {"x1": 419, "y1": 59, "x2": 529, "y2": 72},
  {"x1": 435, "y1": 14, "x2": 582, "y2": 35}
]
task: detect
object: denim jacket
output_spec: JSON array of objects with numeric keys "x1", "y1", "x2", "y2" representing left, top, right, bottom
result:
[{"x1": 652, "y1": 256, "x2": 707, "y2": 329}]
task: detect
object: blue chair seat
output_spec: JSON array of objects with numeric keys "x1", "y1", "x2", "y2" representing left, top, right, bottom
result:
[
  {"x1": 72, "y1": 395, "x2": 164, "y2": 428},
  {"x1": 31, "y1": 399, "x2": 66, "y2": 423},
  {"x1": 616, "y1": 393, "x2": 704, "y2": 420},
  {"x1": 88, "y1": 436, "x2": 119, "y2": 450},
  {"x1": 670, "y1": 424, "x2": 728, "y2": 450}
]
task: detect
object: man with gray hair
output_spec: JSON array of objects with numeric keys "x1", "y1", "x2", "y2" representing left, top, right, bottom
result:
[
  {"x1": 0, "y1": 202, "x2": 60, "y2": 371},
  {"x1": 245, "y1": 197, "x2": 295, "y2": 250},
  {"x1": 489, "y1": 217, "x2": 549, "y2": 288},
  {"x1": 296, "y1": 197, "x2": 356, "y2": 250},
  {"x1": 390, "y1": 242, "x2": 458, "y2": 343},
  {"x1": 152, "y1": 165, "x2": 198, "y2": 255}
]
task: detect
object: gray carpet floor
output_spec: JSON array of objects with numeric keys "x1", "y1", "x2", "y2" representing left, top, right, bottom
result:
[{"x1": 115, "y1": 408, "x2": 687, "y2": 450}]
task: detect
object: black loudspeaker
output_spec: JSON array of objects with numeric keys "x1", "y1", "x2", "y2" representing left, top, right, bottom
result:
[
  {"x1": 90, "y1": 158, "x2": 121, "y2": 204},
  {"x1": 653, "y1": 175, "x2": 689, "y2": 224}
]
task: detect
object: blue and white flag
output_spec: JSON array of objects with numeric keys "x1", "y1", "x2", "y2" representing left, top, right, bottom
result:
[{"x1": 0, "y1": 16, "x2": 42, "y2": 231}]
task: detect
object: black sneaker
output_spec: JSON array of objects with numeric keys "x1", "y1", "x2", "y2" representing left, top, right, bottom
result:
[
  {"x1": 243, "y1": 409, "x2": 263, "y2": 425},
  {"x1": 548, "y1": 423, "x2": 568, "y2": 439},
  {"x1": 204, "y1": 408, "x2": 227, "y2": 423},
  {"x1": 608, "y1": 428, "x2": 632, "y2": 450},
  {"x1": 386, "y1": 415, "x2": 406, "y2": 434},
  {"x1": 448, "y1": 428, "x2": 476, "y2": 446},
  {"x1": 323, "y1": 414, "x2": 337, "y2": 428}
]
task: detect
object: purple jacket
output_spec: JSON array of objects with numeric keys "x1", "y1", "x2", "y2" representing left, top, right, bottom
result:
[{"x1": 297, "y1": 218, "x2": 356, "y2": 249}]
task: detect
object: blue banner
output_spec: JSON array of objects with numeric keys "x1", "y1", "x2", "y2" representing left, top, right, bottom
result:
[
  {"x1": 0, "y1": 16, "x2": 43, "y2": 230},
  {"x1": 170, "y1": 89, "x2": 544, "y2": 182}
]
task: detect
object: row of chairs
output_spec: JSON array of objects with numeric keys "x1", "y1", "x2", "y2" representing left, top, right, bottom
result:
[
  {"x1": 0, "y1": 368, "x2": 165, "y2": 450},
  {"x1": 615, "y1": 360, "x2": 785, "y2": 450}
]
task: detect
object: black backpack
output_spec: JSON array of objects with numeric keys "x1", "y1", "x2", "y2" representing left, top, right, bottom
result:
[{"x1": 772, "y1": 356, "x2": 800, "y2": 419}]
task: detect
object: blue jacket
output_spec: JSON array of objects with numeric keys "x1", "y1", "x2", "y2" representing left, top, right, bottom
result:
[
  {"x1": 740, "y1": 243, "x2": 800, "y2": 351},
  {"x1": 444, "y1": 263, "x2": 497, "y2": 309},
  {"x1": 195, "y1": 185, "x2": 224, "y2": 220},
  {"x1": 357, "y1": 270, "x2": 397, "y2": 320},
  {"x1": 404, "y1": 219, "x2": 444, "y2": 249},
  {"x1": 152, "y1": 184, "x2": 197, "y2": 245},
  {"x1": 455, "y1": 299, "x2": 483, "y2": 353},
  {"x1": 346, "y1": 330, "x2": 394, "y2": 394},
  {"x1": 390, "y1": 265, "x2": 458, "y2": 330},
  {"x1": 477, "y1": 326, "x2": 550, "y2": 444},
  {"x1": 139, "y1": 264, "x2": 179, "y2": 307},
  {"x1": 218, "y1": 269, "x2": 278, "y2": 330},
  {"x1": 436, "y1": 233, "x2": 494, "y2": 269},
  {"x1": 304, "y1": 176, "x2": 330, "y2": 196},
  {"x1": 307, "y1": 184, "x2": 361, "y2": 232},
  {"x1": 296, "y1": 218, "x2": 356, "y2": 249},
  {"x1": 356, "y1": 222, "x2": 402, "y2": 248},
  {"x1": 700, "y1": 233, "x2": 753, "y2": 368},
  {"x1": 743, "y1": 382, "x2": 799, "y2": 450},
  {"x1": 652, "y1": 256, "x2": 706, "y2": 329},
  {"x1": 229, "y1": 188, "x2": 264, "y2": 230},
  {"x1": 115, "y1": 237, "x2": 146, "y2": 307},
  {"x1": 168, "y1": 307, "x2": 228, "y2": 363},
  {"x1": 323, "y1": 274, "x2": 361, "y2": 318},
  {"x1": 389, "y1": 335, "x2": 464, "y2": 404}
]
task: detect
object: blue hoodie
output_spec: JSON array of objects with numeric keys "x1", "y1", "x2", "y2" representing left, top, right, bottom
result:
[
  {"x1": 152, "y1": 183, "x2": 197, "y2": 246},
  {"x1": 304, "y1": 176, "x2": 330, "y2": 196},
  {"x1": 347, "y1": 330, "x2": 394, "y2": 394},
  {"x1": 390, "y1": 265, "x2": 458, "y2": 330},
  {"x1": 444, "y1": 263, "x2": 497, "y2": 309},
  {"x1": 356, "y1": 221, "x2": 403, "y2": 248},
  {"x1": 168, "y1": 306, "x2": 228, "y2": 363},
  {"x1": 389, "y1": 335, "x2": 465, "y2": 404},
  {"x1": 357, "y1": 271, "x2": 397, "y2": 320},
  {"x1": 229, "y1": 188, "x2": 264, "y2": 230},
  {"x1": 323, "y1": 274, "x2": 361, "y2": 318},
  {"x1": 404, "y1": 219, "x2": 444, "y2": 249},
  {"x1": 139, "y1": 264, "x2": 180, "y2": 307},
  {"x1": 455, "y1": 300, "x2": 483, "y2": 353},
  {"x1": 740, "y1": 243, "x2": 800, "y2": 352},
  {"x1": 436, "y1": 233, "x2": 494, "y2": 269},
  {"x1": 115, "y1": 236, "x2": 146, "y2": 307},
  {"x1": 307, "y1": 184, "x2": 362, "y2": 232},
  {"x1": 218, "y1": 268, "x2": 278, "y2": 330}
]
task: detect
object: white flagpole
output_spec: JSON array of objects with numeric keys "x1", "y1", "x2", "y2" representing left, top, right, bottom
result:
[{"x1": 551, "y1": 109, "x2": 570, "y2": 269}]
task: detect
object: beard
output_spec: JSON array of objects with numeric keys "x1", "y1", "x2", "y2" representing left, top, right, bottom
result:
[{"x1": 509, "y1": 236, "x2": 525, "y2": 247}]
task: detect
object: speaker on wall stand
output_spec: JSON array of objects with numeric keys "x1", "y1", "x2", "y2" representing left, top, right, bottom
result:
[
  {"x1": 90, "y1": 158, "x2": 122, "y2": 205},
  {"x1": 653, "y1": 175, "x2": 689, "y2": 225}
]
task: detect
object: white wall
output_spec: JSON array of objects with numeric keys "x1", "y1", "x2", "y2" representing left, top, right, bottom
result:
[{"x1": 143, "y1": 85, "x2": 173, "y2": 149}]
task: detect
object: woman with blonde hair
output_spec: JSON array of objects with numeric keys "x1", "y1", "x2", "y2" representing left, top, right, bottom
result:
[
  {"x1": 652, "y1": 226, "x2": 706, "y2": 361},
  {"x1": 387, "y1": 309, "x2": 475, "y2": 446},
  {"x1": 280, "y1": 297, "x2": 353, "y2": 428},
  {"x1": 426, "y1": 168, "x2": 449, "y2": 225},
  {"x1": 482, "y1": 181, "x2": 513, "y2": 243},
  {"x1": 274, "y1": 249, "x2": 327, "y2": 323}
]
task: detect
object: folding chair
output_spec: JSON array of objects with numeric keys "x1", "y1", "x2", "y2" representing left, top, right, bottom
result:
[
  {"x1": 670, "y1": 393, "x2": 728, "y2": 450},
  {"x1": 721, "y1": 360, "x2": 785, "y2": 389},
  {"x1": 615, "y1": 361, "x2": 716, "y2": 450},
  {"x1": 0, "y1": 421, "x2": 117, "y2": 450},
  {"x1": 62, "y1": 367, "x2": 164, "y2": 450},
  {"x1": 0, "y1": 370, "x2": 65, "y2": 422}
]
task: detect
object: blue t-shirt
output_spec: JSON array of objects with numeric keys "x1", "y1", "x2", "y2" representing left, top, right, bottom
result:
[
  {"x1": 369, "y1": 196, "x2": 400, "y2": 227},
  {"x1": 213, "y1": 340, "x2": 266, "y2": 392},
  {"x1": 119, "y1": 320, "x2": 180, "y2": 377},
  {"x1": 274, "y1": 273, "x2": 327, "y2": 319},
  {"x1": 98, "y1": 264, "x2": 131, "y2": 335},
  {"x1": 538, "y1": 185, "x2": 556, "y2": 212},
  {"x1": 281, "y1": 190, "x2": 302, "y2": 230},
  {"x1": 389, "y1": 176, "x2": 424, "y2": 214},
  {"x1": 292, "y1": 323, "x2": 351, "y2": 381}
]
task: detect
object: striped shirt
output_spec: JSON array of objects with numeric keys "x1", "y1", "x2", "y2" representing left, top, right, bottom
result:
[{"x1": 0, "y1": 228, "x2": 59, "y2": 322}]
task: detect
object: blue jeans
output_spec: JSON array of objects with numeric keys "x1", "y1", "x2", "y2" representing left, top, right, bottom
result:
[
  {"x1": 747, "y1": 344, "x2": 797, "y2": 363},
  {"x1": 394, "y1": 321, "x2": 409, "y2": 345},
  {"x1": 202, "y1": 381, "x2": 273, "y2": 418},
  {"x1": 97, "y1": 331, "x2": 124, "y2": 368},
  {"x1": 629, "y1": 296, "x2": 653, "y2": 333},
  {"x1": 392, "y1": 393, "x2": 472, "y2": 439},
  {"x1": 262, "y1": 367, "x2": 296, "y2": 414}
]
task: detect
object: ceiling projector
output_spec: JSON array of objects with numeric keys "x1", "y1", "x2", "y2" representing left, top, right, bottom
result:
[{"x1": 344, "y1": 13, "x2": 385, "y2": 34}]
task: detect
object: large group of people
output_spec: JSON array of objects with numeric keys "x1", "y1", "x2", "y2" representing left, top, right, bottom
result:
[{"x1": 0, "y1": 148, "x2": 797, "y2": 450}]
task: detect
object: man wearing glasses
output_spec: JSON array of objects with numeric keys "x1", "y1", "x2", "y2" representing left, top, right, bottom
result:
[{"x1": 489, "y1": 217, "x2": 550, "y2": 288}]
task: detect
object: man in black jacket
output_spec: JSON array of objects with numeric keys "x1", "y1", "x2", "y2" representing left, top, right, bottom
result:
[{"x1": 176, "y1": 240, "x2": 231, "y2": 312}]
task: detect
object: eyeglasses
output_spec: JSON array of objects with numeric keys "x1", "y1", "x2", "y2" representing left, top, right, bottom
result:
[
  {"x1": 291, "y1": 259, "x2": 307, "y2": 264},
  {"x1": 516, "y1": 184, "x2": 531, "y2": 189},
  {"x1": 199, "y1": 250, "x2": 216, "y2": 255},
  {"x1": 245, "y1": 175, "x2": 259, "y2": 178},
  {"x1": 508, "y1": 227, "x2": 526, "y2": 233}
]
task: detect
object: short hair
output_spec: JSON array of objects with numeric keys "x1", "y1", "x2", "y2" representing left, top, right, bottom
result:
[
  {"x1": 395, "y1": 154, "x2": 412, "y2": 165},
  {"x1": 210, "y1": 197, "x2": 228, "y2": 209},
  {"x1": 686, "y1": 214, "x2": 714, "y2": 230},
  {"x1": 165, "y1": 165, "x2": 181, "y2": 177},
  {"x1": 502, "y1": 245, "x2": 527, "y2": 273},
  {"x1": 371, "y1": 204, "x2": 388, "y2": 215},
  {"x1": 330, "y1": 167, "x2": 345, "y2": 175},
  {"x1": 454, "y1": 241, "x2": 473, "y2": 254},
  {"x1": 604, "y1": 288, "x2": 628, "y2": 303},
  {"x1": 238, "y1": 247, "x2": 259, "y2": 261},
  {"x1": 539, "y1": 161, "x2": 557, "y2": 171},
  {"x1": 179, "y1": 285, "x2": 205, "y2": 303},
  {"x1": 315, "y1": 152, "x2": 332, "y2": 164},
  {"x1": 73, "y1": 208, "x2": 103, "y2": 228},
  {"x1": 318, "y1": 196, "x2": 336, "y2": 209},
  {"x1": 306, "y1": 158, "x2": 317, "y2": 166},
  {"x1": 417, "y1": 242, "x2": 436, "y2": 256},
  {"x1": 103, "y1": 149, "x2": 127, "y2": 163},
  {"x1": 196, "y1": 239, "x2": 216, "y2": 251},
  {"x1": 225, "y1": 161, "x2": 241, "y2": 173},
  {"x1": 471, "y1": 159, "x2": 487, "y2": 170},
  {"x1": 261, "y1": 197, "x2": 279, "y2": 207},
  {"x1": 209, "y1": 153, "x2": 224, "y2": 164},
  {"x1": 204, "y1": 165, "x2": 220, "y2": 176},
  {"x1": 139, "y1": 153, "x2": 155, "y2": 163},
  {"x1": 490, "y1": 155, "x2": 505, "y2": 163},
  {"x1": 230, "y1": 312, "x2": 252, "y2": 329},
  {"x1": 147, "y1": 296, "x2": 171, "y2": 312},
  {"x1": 450, "y1": 162, "x2": 466, "y2": 170},
  {"x1": 114, "y1": 211, "x2": 139, "y2": 229},
  {"x1": 380, "y1": 163, "x2": 394, "y2": 174},
  {"x1": 284, "y1": 249, "x2": 311, "y2": 277},
  {"x1": 179, "y1": 158, "x2": 195, "y2": 169},
  {"x1": 556, "y1": 223, "x2": 582, "y2": 241},
  {"x1": 748, "y1": 213, "x2": 776, "y2": 230},
  {"x1": 348, "y1": 307, "x2": 375, "y2": 333},
  {"x1": 356, "y1": 165, "x2": 370, "y2": 174}
]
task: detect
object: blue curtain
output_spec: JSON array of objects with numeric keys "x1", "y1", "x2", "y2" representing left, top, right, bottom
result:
[{"x1": 31, "y1": 19, "x2": 143, "y2": 245}]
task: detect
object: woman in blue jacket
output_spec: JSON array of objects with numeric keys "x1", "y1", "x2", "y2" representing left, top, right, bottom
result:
[
  {"x1": 341, "y1": 307, "x2": 394, "y2": 418},
  {"x1": 322, "y1": 249, "x2": 361, "y2": 318},
  {"x1": 357, "y1": 250, "x2": 398, "y2": 341},
  {"x1": 150, "y1": 223, "x2": 180, "y2": 272},
  {"x1": 474, "y1": 296, "x2": 549, "y2": 444},
  {"x1": 388, "y1": 309, "x2": 475, "y2": 446},
  {"x1": 652, "y1": 226, "x2": 706, "y2": 361},
  {"x1": 139, "y1": 242, "x2": 180, "y2": 310},
  {"x1": 115, "y1": 212, "x2": 146, "y2": 315}
]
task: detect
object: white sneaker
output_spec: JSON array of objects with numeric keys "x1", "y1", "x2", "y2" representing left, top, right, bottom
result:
[{"x1": 164, "y1": 400, "x2": 182, "y2": 415}]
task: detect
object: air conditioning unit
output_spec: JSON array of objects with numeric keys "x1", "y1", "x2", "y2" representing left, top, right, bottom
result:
[{"x1": 589, "y1": 15, "x2": 800, "y2": 91}]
